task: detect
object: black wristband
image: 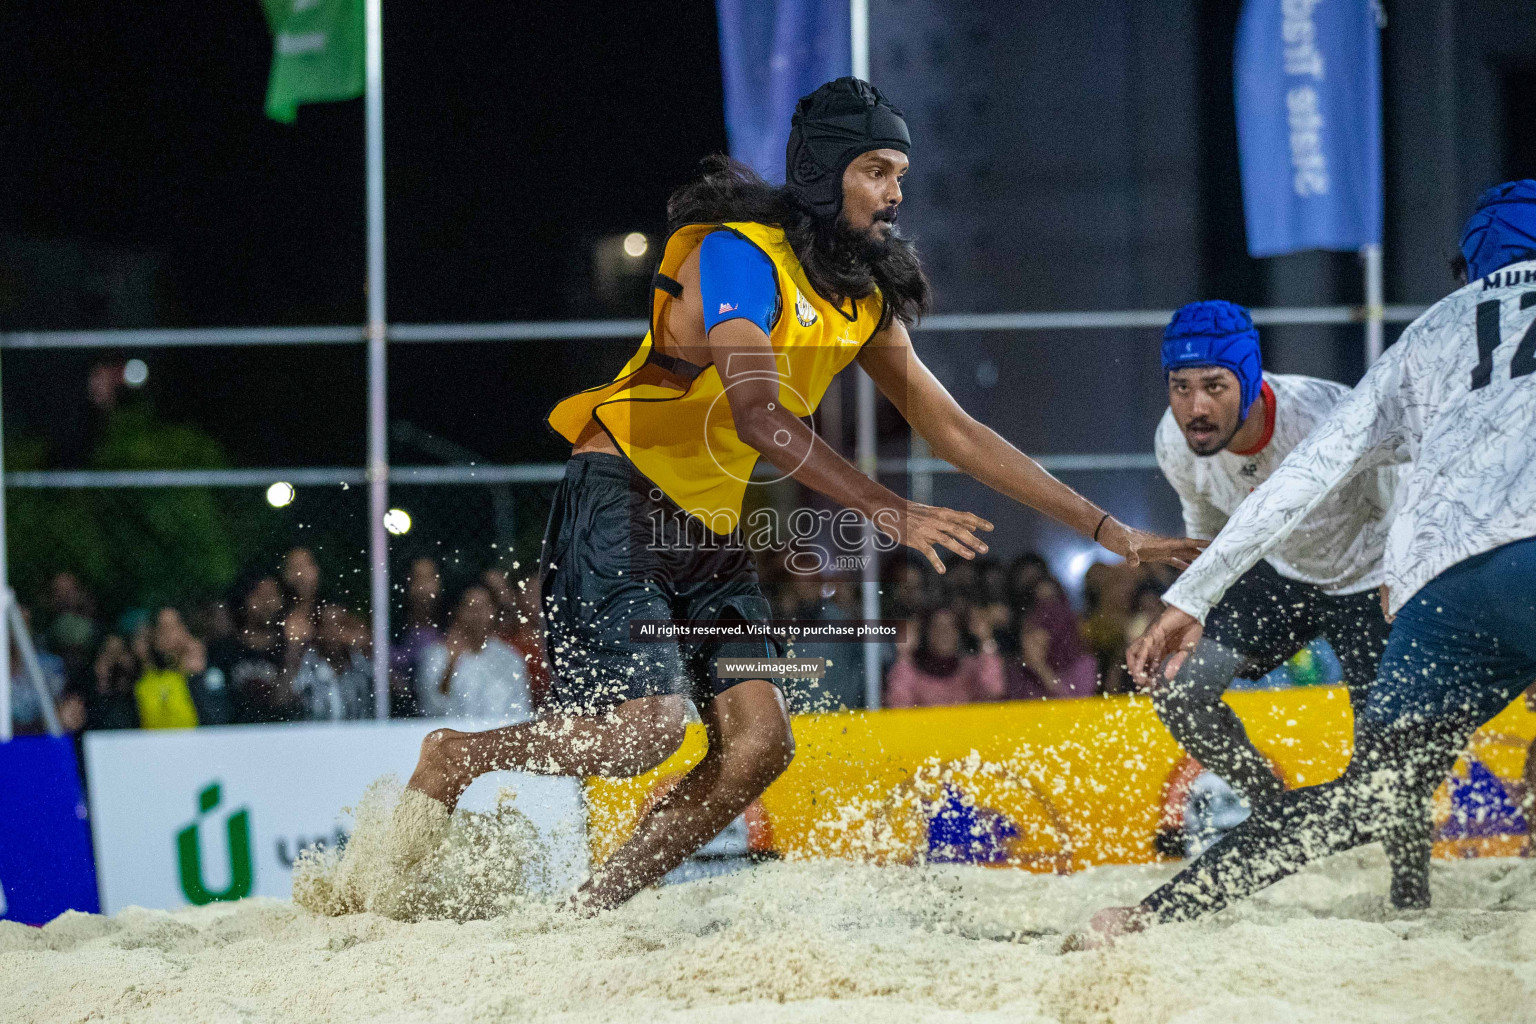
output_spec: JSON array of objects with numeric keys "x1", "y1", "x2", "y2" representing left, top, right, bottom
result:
[{"x1": 1092, "y1": 512, "x2": 1111, "y2": 543}]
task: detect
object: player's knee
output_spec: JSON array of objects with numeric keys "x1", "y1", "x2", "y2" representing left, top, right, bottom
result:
[
  {"x1": 621, "y1": 695, "x2": 690, "y2": 773},
  {"x1": 1150, "y1": 683, "x2": 1208, "y2": 728},
  {"x1": 420, "y1": 727, "x2": 461, "y2": 763},
  {"x1": 761, "y1": 712, "x2": 796, "y2": 777},
  {"x1": 1154, "y1": 641, "x2": 1241, "y2": 724},
  {"x1": 646, "y1": 696, "x2": 690, "y2": 762},
  {"x1": 726, "y1": 708, "x2": 795, "y2": 788}
]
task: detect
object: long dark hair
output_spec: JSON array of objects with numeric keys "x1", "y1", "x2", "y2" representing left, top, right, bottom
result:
[{"x1": 666, "y1": 154, "x2": 932, "y2": 329}]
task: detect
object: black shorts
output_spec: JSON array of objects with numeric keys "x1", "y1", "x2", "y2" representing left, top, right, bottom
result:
[
  {"x1": 1203, "y1": 559, "x2": 1391, "y2": 692},
  {"x1": 537, "y1": 452, "x2": 785, "y2": 714}
]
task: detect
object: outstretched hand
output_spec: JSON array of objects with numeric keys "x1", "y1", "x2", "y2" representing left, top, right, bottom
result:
[
  {"x1": 877, "y1": 501, "x2": 994, "y2": 575},
  {"x1": 1126, "y1": 604, "x2": 1204, "y2": 689},
  {"x1": 1099, "y1": 520, "x2": 1207, "y2": 569}
]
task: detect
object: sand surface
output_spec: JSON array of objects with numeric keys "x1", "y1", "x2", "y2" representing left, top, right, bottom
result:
[{"x1": 6, "y1": 844, "x2": 1536, "y2": 1023}]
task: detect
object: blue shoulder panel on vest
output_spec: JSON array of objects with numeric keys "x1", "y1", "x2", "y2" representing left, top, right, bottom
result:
[{"x1": 699, "y1": 230, "x2": 778, "y2": 335}]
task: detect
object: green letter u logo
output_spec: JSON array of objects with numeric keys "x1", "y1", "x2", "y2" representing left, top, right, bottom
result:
[{"x1": 176, "y1": 782, "x2": 254, "y2": 904}]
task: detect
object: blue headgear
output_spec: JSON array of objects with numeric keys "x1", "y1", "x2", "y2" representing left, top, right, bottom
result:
[
  {"x1": 1460, "y1": 180, "x2": 1536, "y2": 283},
  {"x1": 1161, "y1": 300, "x2": 1264, "y2": 420}
]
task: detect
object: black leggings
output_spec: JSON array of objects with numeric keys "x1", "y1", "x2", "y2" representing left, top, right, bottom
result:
[
  {"x1": 1142, "y1": 706, "x2": 1450, "y2": 921},
  {"x1": 1150, "y1": 563, "x2": 1428, "y2": 905},
  {"x1": 1143, "y1": 540, "x2": 1536, "y2": 923}
]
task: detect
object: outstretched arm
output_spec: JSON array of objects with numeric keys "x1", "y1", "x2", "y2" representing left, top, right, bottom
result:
[
  {"x1": 858, "y1": 316, "x2": 1204, "y2": 568},
  {"x1": 708, "y1": 317, "x2": 993, "y2": 574}
]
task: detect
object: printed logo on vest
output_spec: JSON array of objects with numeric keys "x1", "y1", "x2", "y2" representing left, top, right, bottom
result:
[{"x1": 794, "y1": 287, "x2": 818, "y2": 327}]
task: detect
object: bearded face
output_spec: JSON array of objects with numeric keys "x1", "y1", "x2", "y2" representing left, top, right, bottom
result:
[{"x1": 836, "y1": 149, "x2": 907, "y2": 254}]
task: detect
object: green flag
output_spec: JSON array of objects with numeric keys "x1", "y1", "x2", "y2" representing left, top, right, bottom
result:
[{"x1": 261, "y1": 0, "x2": 364, "y2": 123}]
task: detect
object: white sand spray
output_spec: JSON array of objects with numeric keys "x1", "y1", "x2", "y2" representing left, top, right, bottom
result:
[
  {"x1": 292, "y1": 775, "x2": 549, "y2": 922},
  {"x1": 5, "y1": 849, "x2": 1535, "y2": 1023}
]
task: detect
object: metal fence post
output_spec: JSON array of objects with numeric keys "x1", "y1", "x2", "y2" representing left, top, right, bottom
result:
[
  {"x1": 857, "y1": 370, "x2": 882, "y2": 711},
  {"x1": 365, "y1": 0, "x2": 390, "y2": 720},
  {"x1": 851, "y1": 0, "x2": 883, "y2": 711},
  {"x1": 9, "y1": 595, "x2": 60, "y2": 736},
  {"x1": 0, "y1": 347, "x2": 9, "y2": 742},
  {"x1": 1362, "y1": 243, "x2": 1385, "y2": 365}
]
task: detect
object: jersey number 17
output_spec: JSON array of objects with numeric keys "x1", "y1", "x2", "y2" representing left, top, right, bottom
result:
[{"x1": 1472, "y1": 292, "x2": 1536, "y2": 390}]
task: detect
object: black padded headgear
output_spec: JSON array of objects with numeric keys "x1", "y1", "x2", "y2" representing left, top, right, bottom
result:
[{"x1": 785, "y1": 77, "x2": 910, "y2": 221}]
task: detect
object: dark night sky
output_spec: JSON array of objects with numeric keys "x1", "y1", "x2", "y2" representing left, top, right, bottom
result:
[
  {"x1": 0, "y1": 1, "x2": 729, "y2": 467},
  {"x1": 5, "y1": 3, "x2": 1531, "y2": 475}
]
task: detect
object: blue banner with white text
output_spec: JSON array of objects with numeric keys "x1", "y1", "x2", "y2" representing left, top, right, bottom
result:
[
  {"x1": 1234, "y1": 0, "x2": 1382, "y2": 257},
  {"x1": 716, "y1": 0, "x2": 850, "y2": 183},
  {"x1": 0, "y1": 735, "x2": 100, "y2": 925}
]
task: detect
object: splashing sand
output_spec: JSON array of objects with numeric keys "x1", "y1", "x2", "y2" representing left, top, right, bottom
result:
[
  {"x1": 292, "y1": 776, "x2": 549, "y2": 922},
  {"x1": 5, "y1": 848, "x2": 1534, "y2": 1023}
]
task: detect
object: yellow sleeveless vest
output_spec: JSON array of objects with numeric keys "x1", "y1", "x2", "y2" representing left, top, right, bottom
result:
[{"x1": 547, "y1": 221, "x2": 884, "y2": 534}]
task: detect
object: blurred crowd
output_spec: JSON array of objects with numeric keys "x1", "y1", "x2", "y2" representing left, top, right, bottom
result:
[
  {"x1": 10, "y1": 546, "x2": 1180, "y2": 734},
  {"x1": 8, "y1": 548, "x2": 549, "y2": 734},
  {"x1": 770, "y1": 552, "x2": 1179, "y2": 713}
]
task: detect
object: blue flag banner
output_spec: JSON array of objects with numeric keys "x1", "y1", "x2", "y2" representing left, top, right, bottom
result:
[
  {"x1": 0, "y1": 736, "x2": 100, "y2": 925},
  {"x1": 1234, "y1": 0, "x2": 1382, "y2": 257},
  {"x1": 716, "y1": 0, "x2": 850, "y2": 183}
]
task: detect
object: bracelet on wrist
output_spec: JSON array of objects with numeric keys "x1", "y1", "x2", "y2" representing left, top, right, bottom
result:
[{"x1": 1092, "y1": 512, "x2": 1112, "y2": 543}]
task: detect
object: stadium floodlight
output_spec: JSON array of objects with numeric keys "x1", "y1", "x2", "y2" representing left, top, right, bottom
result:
[
  {"x1": 622, "y1": 232, "x2": 648, "y2": 258},
  {"x1": 266, "y1": 481, "x2": 296, "y2": 508},
  {"x1": 384, "y1": 508, "x2": 412, "y2": 535}
]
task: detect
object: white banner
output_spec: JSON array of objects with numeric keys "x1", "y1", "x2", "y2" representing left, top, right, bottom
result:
[{"x1": 83, "y1": 720, "x2": 588, "y2": 915}]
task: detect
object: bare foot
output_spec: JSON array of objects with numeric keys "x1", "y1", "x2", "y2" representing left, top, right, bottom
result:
[
  {"x1": 566, "y1": 867, "x2": 636, "y2": 917},
  {"x1": 406, "y1": 728, "x2": 476, "y2": 809},
  {"x1": 1060, "y1": 905, "x2": 1151, "y2": 952},
  {"x1": 561, "y1": 888, "x2": 606, "y2": 919}
]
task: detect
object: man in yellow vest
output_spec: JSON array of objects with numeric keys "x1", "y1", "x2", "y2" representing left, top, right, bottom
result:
[{"x1": 405, "y1": 78, "x2": 1203, "y2": 911}]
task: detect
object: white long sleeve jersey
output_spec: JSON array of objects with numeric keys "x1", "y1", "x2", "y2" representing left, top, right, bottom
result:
[
  {"x1": 1166, "y1": 259, "x2": 1536, "y2": 621},
  {"x1": 1155, "y1": 372, "x2": 1400, "y2": 596}
]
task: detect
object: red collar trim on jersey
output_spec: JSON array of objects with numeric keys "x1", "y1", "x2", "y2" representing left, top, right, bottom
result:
[{"x1": 1228, "y1": 380, "x2": 1276, "y2": 457}]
